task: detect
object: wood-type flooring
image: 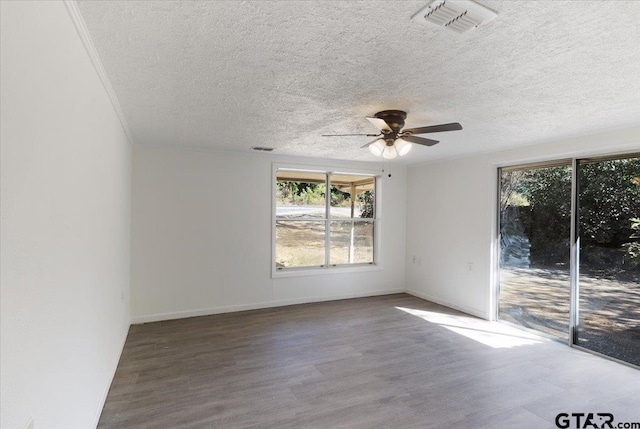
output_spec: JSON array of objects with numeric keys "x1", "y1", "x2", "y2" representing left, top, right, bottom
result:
[{"x1": 98, "y1": 294, "x2": 640, "y2": 428}]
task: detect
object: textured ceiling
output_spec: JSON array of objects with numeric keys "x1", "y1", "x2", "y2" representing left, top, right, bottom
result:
[{"x1": 76, "y1": 0, "x2": 640, "y2": 164}]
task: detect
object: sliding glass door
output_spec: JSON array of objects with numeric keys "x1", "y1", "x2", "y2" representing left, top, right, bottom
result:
[
  {"x1": 498, "y1": 153, "x2": 640, "y2": 367},
  {"x1": 498, "y1": 163, "x2": 572, "y2": 340},
  {"x1": 575, "y1": 156, "x2": 640, "y2": 366}
]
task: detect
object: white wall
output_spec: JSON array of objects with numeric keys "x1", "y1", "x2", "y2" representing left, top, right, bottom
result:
[
  {"x1": 406, "y1": 126, "x2": 640, "y2": 319},
  {"x1": 131, "y1": 145, "x2": 407, "y2": 322},
  {"x1": 1, "y1": 2, "x2": 131, "y2": 428}
]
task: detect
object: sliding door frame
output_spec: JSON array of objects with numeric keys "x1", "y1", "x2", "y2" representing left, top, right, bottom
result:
[
  {"x1": 495, "y1": 152, "x2": 640, "y2": 369},
  {"x1": 495, "y1": 159, "x2": 572, "y2": 343},
  {"x1": 569, "y1": 152, "x2": 640, "y2": 369},
  {"x1": 569, "y1": 158, "x2": 579, "y2": 346}
]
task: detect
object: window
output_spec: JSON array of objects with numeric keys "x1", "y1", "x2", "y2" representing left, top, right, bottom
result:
[{"x1": 274, "y1": 168, "x2": 377, "y2": 272}]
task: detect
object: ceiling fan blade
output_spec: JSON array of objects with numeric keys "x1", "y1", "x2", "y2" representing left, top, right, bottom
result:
[
  {"x1": 366, "y1": 117, "x2": 392, "y2": 133},
  {"x1": 400, "y1": 135, "x2": 439, "y2": 147},
  {"x1": 322, "y1": 133, "x2": 380, "y2": 137},
  {"x1": 361, "y1": 137, "x2": 384, "y2": 148},
  {"x1": 403, "y1": 122, "x2": 462, "y2": 135}
]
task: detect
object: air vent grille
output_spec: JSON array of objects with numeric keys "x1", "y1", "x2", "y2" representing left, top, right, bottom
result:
[
  {"x1": 412, "y1": 0, "x2": 497, "y2": 34},
  {"x1": 251, "y1": 146, "x2": 275, "y2": 152}
]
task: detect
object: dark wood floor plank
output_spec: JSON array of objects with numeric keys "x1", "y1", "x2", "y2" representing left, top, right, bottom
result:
[{"x1": 98, "y1": 294, "x2": 640, "y2": 428}]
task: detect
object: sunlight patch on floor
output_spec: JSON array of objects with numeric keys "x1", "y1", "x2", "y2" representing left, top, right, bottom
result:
[{"x1": 395, "y1": 306, "x2": 545, "y2": 349}]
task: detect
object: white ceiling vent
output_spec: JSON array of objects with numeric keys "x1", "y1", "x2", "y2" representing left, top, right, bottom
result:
[{"x1": 411, "y1": 0, "x2": 497, "y2": 34}]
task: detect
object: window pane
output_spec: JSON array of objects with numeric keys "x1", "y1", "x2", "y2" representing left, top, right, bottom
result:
[
  {"x1": 576, "y1": 156, "x2": 640, "y2": 366},
  {"x1": 498, "y1": 164, "x2": 572, "y2": 340},
  {"x1": 329, "y1": 175, "x2": 375, "y2": 219},
  {"x1": 276, "y1": 221, "x2": 325, "y2": 268},
  {"x1": 276, "y1": 171, "x2": 326, "y2": 219},
  {"x1": 329, "y1": 221, "x2": 374, "y2": 265}
]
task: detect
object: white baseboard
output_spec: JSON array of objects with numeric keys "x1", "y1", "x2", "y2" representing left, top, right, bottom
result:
[
  {"x1": 131, "y1": 289, "x2": 405, "y2": 324},
  {"x1": 405, "y1": 288, "x2": 488, "y2": 320},
  {"x1": 92, "y1": 322, "x2": 130, "y2": 428}
]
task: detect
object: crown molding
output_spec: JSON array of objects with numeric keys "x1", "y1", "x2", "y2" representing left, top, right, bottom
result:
[{"x1": 63, "y1": 0, "x2": 134, "y2": 145}]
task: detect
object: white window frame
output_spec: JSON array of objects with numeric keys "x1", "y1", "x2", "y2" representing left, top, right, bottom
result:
[{"x1": 271, "y1": 163, "x2": 382, "y2": 278}]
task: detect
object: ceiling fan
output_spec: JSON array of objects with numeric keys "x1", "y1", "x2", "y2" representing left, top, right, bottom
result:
[{"x1": 322, "y1": 110, "x2": 462, "y2": 159}]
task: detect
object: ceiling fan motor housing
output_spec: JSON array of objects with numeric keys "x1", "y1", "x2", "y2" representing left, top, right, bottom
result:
[
  {"x1": 321, "y1": 109, "x2": 460, "y2": 154},
  {"x1": 374, "y1": 110, "x2": 407, "y2": 138}
]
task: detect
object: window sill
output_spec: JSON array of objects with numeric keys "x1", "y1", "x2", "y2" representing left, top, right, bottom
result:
[{"x1": 272, "y1": 263, "x2": 382, "y2": 279}]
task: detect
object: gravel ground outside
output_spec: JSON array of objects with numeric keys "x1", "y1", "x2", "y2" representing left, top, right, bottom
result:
[{"x1": 499, "y1": 267, "x2": 640, "y2": 366}]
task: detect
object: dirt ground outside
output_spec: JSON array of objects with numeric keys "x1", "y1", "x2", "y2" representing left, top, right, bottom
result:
[
  {"x1": 499, "y1": 267, "x2": 640, "y2": 366},
  {"x1": 275, "y1": 221, "x2": 373, "y2": 268}
]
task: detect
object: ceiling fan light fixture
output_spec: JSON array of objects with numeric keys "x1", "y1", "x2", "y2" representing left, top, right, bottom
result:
[
  {"x1": 322, "y1": 110, "x2": 461, "y2": 159},
  {"x1": 395, "y1": 138, "x2": 413, "y2": 156},
  {"x1": 382, "y1": 145, "x2": 398, "y2": 160},
  {"x1": 369, "y1": 139, "x2": 386, "y2": 156}
]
